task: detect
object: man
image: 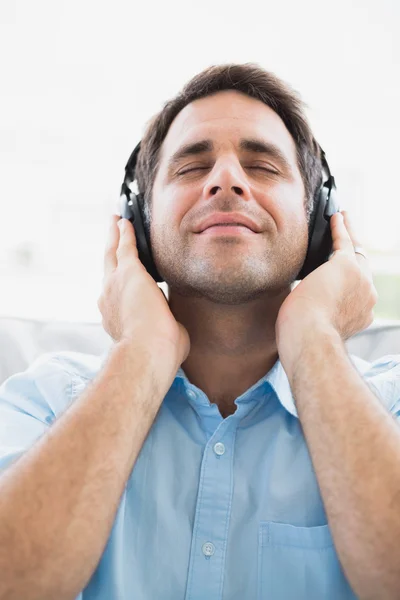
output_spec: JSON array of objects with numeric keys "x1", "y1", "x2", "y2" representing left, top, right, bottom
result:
[{"x1": 0, "y1": 63, "x2": 400, "y2": 600}]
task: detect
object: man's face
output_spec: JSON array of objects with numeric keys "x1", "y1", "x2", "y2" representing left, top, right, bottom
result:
[{"x1": 150, "y1": 90, "x2": 309, "y2": 304}]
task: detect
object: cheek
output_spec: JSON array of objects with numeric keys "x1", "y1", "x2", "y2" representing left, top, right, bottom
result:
[
  {"x1": 151, "y1": 208, "x2": 183, "y2": 247},
  {"x1": 153, "y1": 187, "x2": 195, "y2": 233},
  {"x1": 256, "y1": 182, "x2": 306, "y2": 232}
]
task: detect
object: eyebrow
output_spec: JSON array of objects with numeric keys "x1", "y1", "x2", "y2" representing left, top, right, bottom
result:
[{"x1": 166, "y1": 137, "x2": 294, "y2": 176}]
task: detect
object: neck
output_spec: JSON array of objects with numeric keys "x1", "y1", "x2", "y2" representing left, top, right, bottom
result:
[{"x1": 168, "y1": 286, "x2": 290, "y2": 416}]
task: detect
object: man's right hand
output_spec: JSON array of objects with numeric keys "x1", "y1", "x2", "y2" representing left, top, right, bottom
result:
[{"x1": 97, "y1": 215, "x2": 190, "y2": 367}]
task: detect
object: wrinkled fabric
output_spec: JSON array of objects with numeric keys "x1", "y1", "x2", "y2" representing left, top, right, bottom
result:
[{"x1": 1, "y1": 349, "x2": 400, "y2": 600}]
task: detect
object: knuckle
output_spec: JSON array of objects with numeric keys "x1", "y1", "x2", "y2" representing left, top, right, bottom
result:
[{"x1": 119, "y1": 263, "x2": 133, "y2": 278}]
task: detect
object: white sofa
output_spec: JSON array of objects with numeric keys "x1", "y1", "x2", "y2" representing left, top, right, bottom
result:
[{"x1": 0, "y1": 316, "x2": 400, "y2": 385}]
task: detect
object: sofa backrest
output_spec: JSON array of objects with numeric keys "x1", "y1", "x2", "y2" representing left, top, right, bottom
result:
[{"x1": 0, "y1": 316, "x2": 399, "y2": 385}]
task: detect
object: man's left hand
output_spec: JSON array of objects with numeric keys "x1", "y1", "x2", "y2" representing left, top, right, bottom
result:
[{"x1": 275, "y1": 211, "x2": 378, "y2": 362}]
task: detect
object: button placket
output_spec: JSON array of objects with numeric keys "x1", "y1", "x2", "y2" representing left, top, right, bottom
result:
[{"x1": 183, "y1": 416, "x2": 235, "y2": 599}]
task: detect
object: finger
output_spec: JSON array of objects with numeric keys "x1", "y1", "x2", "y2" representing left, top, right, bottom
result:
[
  {"x1": 341, "y1": 210, "x2": 374, "y2": 284},
  {"x1": 116, "y1": 218, "x2": 139, "y2": 265},
  {"x1": 330, "y1": 211, "x2": 355, "y2": 257},
  {"x1": 103, "y1": 215, "x2": 121, "y2": 276},
  {"x1": 341, "y1": 211, "x2": 362, "y2": 246}
]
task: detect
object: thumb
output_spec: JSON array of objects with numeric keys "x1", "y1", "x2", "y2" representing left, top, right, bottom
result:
[{"x1": 177, "y1": 322, "x2": 191, "y2": 363}]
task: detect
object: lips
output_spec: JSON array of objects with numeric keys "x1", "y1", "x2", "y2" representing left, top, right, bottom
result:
[
  {"x1": 206, "y1": 223, "x2": 248, "y2": 228},
  {"x1": 195, "y1": 213, "x2": 261, "y2": 233},
  {"x1": 199, "y1": 224, "x2": 257, "y2": 237}
]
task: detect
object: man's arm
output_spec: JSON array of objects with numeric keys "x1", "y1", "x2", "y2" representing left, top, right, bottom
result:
[
  {"x1": 0, "y1": 340, "x2": 177, "y2": 600},
  {"x1": 284, "y1": 320, "x2": 400, "y2": 600}
]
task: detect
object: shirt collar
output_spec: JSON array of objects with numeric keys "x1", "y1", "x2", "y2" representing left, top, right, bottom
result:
[
  {"x1": 264, "y1": 357, "x2": 299, "y2": 418},
  {"x1": 176, "y1": 356, "x2": 299, "y2": 419},
  {"x1": 265, "y1": 352, "x2": 369, "y2": 418}
]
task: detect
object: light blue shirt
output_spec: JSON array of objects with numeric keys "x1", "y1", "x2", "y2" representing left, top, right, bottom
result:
[{"x1": 1, "y1": 349, "x2": 400, "y2": 600}]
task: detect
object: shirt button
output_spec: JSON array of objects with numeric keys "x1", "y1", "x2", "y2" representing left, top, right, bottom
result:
[
  {"x1": 45, "y1": 415, "x2": 54, "y2": 424},
  {"x1": 214, "y1": 442, "x2": 225, "y2": 456},
  {"x1": 188, "y1": 390, "x2": 197, "y2": 399},
  {"x1": 202, "y1": 542, "x2": 215, "y2": 557}
]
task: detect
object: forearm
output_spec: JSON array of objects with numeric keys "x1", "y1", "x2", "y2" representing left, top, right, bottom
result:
[
  {"x1": 0, "y1": 340, "x2": 176, "y2": 600},
  {"x1": 284, "y1": 323, "x2": 400, "y2": 600}
]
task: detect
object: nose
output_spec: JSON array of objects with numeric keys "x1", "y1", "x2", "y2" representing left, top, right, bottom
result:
[{"x1": 203, "y1": 159, "x2": 252, "y2": 201}]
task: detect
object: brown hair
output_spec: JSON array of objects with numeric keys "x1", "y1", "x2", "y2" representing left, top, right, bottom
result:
[{"x1": 134, "y1": 63, "x2": 322, "y2": 233}]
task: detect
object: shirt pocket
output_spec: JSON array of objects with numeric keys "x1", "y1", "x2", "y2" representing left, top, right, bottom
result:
[{"x1": 258, "y1": 521, "x2": 358, "y2": 600}]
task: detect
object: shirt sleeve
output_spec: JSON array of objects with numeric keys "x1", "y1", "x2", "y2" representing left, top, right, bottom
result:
[
  {"x1": 0, "y1": 352, "x2": 75, "y2": 473},
  {"x1": 0, "y1": 353, "x2": 84, "y2": 600}
]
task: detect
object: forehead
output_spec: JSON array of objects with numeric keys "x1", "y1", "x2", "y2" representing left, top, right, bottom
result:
[{"x1": 159, "y1": 90, "x2": 298, "y2": 163}]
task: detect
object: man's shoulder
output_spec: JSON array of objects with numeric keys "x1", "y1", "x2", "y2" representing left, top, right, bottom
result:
[
  {"x1": 39, "y1": 350, "x2": 105, "y2": 379},
  {"x1": 0, "y1": 350, "x2": 105, "y2": 418},
  {"x1": 349, "y1": 352, "x2": 400, "y2": 415},
  {"x1": 23, "y1": 349, "x2": 105, "y2": 384},
  {"x1": 349, "y1": 352, "x2": 400, "y2": 377}
]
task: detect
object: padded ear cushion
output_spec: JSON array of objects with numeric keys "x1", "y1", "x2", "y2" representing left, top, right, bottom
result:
[
  {"x1": 120, "y1": 192, "x2": 164, "y2": 283},
  {"x1": 296, "y1": 180, "x2": 340, "y2": 280}
]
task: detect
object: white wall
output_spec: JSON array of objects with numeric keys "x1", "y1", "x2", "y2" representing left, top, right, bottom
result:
[{"x1": 0, "y1": 0, "x2": 399, "y2": 320}]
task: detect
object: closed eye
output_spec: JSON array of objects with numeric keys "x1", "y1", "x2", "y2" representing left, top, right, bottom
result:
[
  {"x1": 178, "y1": 166, "x2": 279, "y2": 176},
  {"x1": 249, "y1": 166, "x2": 279, "y2": 175},
  {"x1": 177, "y1": 167, "x2": 209, "y2": 176}
]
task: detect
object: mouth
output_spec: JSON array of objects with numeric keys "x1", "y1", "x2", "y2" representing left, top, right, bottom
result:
[{"x1": 198, "y1": 225, "x2": 258, "y2": 236}]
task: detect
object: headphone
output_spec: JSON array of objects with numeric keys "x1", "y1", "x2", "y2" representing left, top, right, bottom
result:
[{"x1": 119, "y1": 141, "x2": 340, "y2": 283}]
